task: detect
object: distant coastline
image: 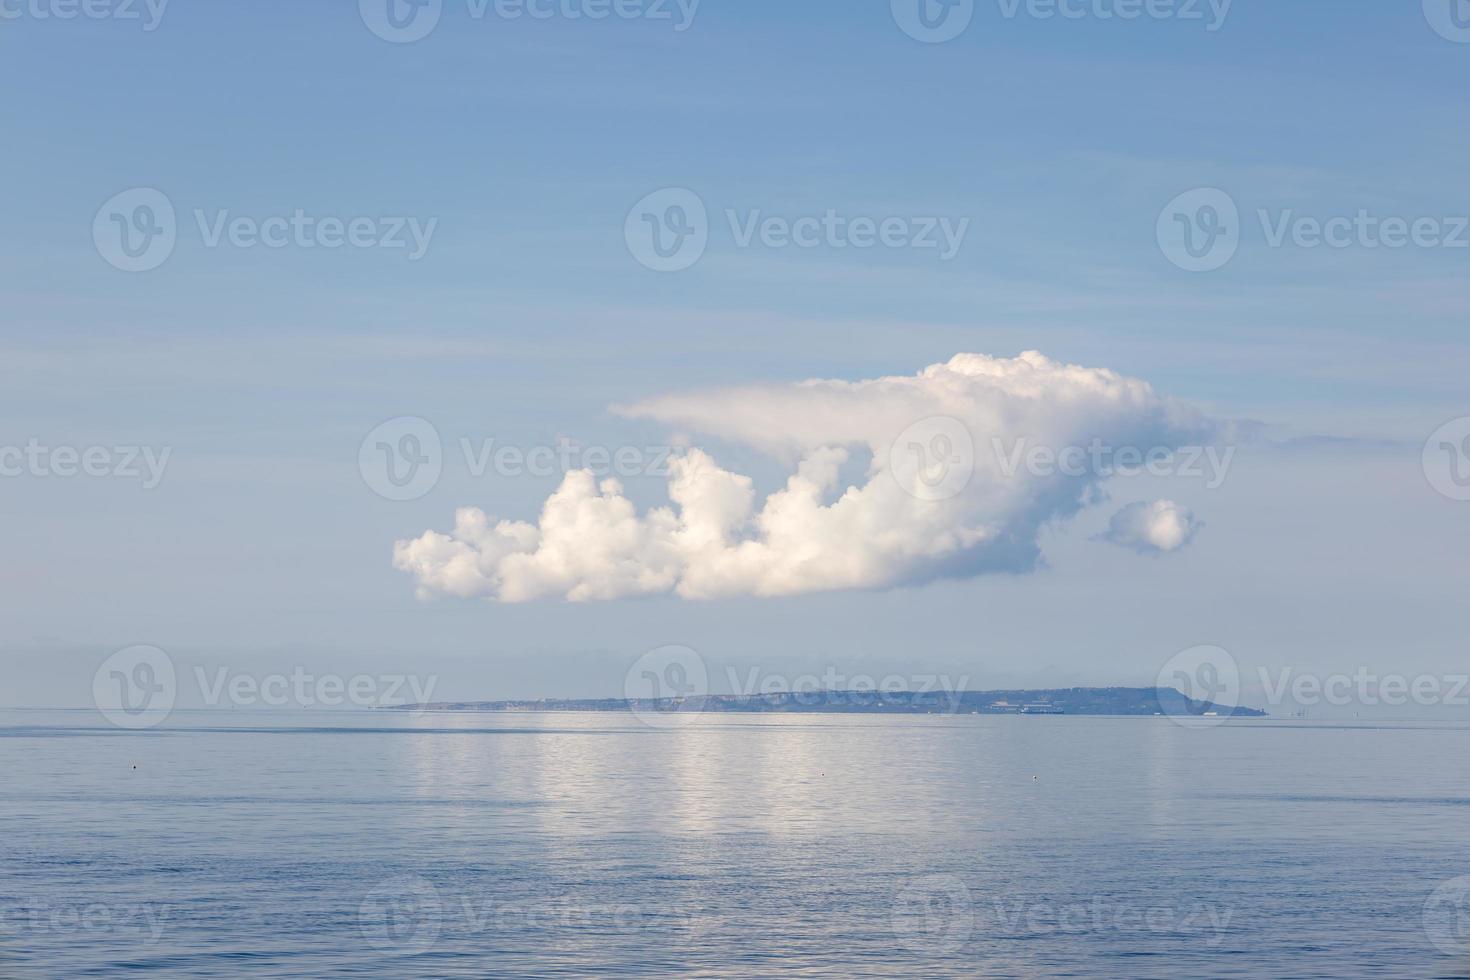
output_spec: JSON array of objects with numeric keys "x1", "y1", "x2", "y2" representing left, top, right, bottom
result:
[{"x1": 382, "y1": 687, "x2": 1266, "y2": 717}]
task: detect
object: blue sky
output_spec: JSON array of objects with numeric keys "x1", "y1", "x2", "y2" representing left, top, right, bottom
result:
[{"x1": 3, "y1": 0, "x2": 1468, "y2": 707}]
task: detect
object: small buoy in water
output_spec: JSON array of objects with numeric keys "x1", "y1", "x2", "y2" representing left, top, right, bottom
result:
[{"x1": 1032, "y1": 775, "x2": 1038, "y2": 780}]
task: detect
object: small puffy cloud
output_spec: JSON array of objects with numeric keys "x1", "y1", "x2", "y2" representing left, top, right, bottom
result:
[
  {"x1": 1099, "y1": 499, "x2": 1201, "y2": 554},
  {"x1": 394, "y1": 351, "x2": 1217, "y2": 602}
]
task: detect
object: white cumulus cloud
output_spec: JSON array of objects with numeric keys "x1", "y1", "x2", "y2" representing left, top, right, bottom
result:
[
  {"x1": 1099, "y1": 499, "x2": 1202, "y2": 554},
  {"x1": 393, "y1": 351, "x2": 1216, "y2": 602}
]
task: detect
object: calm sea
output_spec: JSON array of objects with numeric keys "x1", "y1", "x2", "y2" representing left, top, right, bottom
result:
[{"x1": 3, "y1": 709, "x2": 1469, "y2": 978}]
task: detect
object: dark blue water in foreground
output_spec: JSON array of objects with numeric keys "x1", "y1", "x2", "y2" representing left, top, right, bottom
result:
[{"x1": 4, "y1": 710, "x2": 1470, "y2": 978}]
